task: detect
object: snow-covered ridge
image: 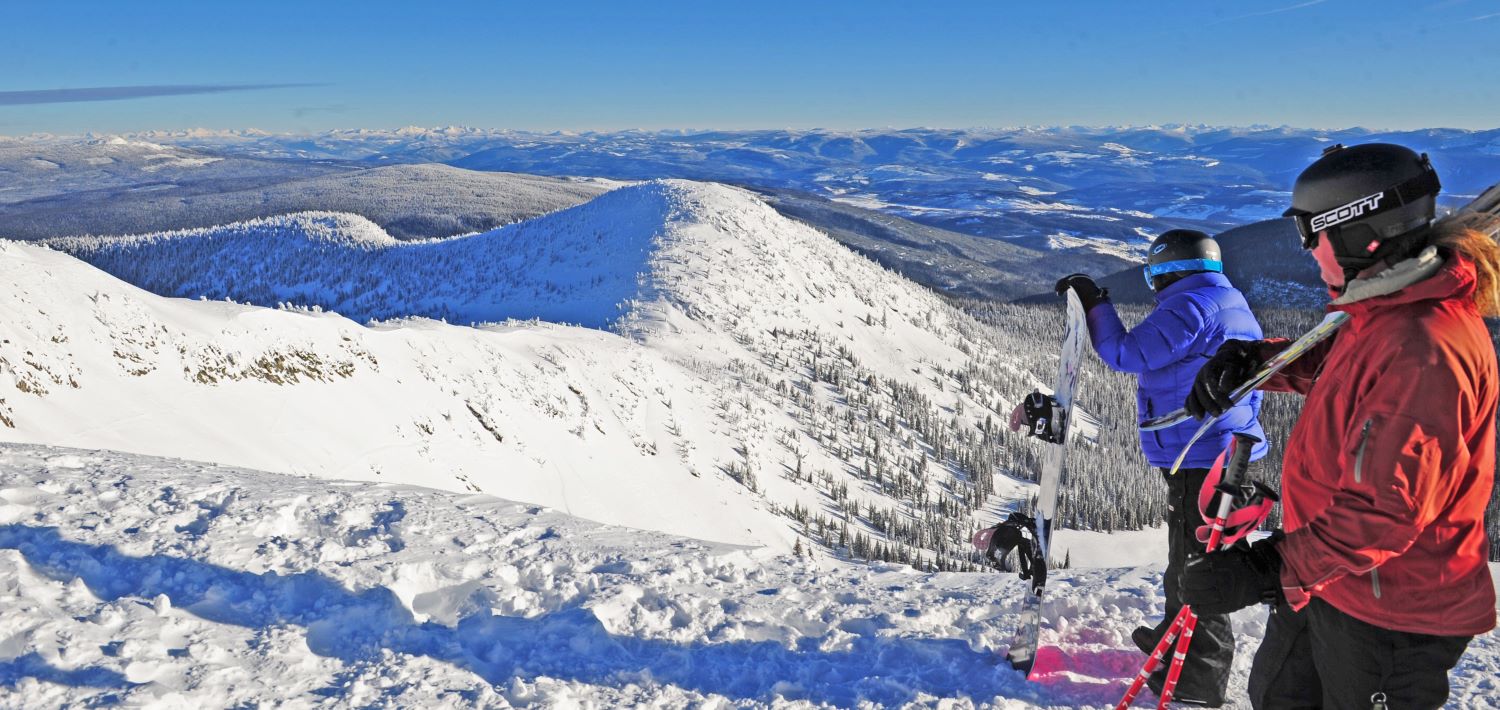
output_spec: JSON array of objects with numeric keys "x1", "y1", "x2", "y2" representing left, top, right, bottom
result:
[
  {"x1": 55, "y1": 211, "x2": 402, "y2": 249},
  {"x1": 9, "y1": 182, "x2": 1065, "y2": 571},
  {"x1": 0, "y1": 238, "x2": 793, "y2": 550},
  {"x1": 49, "y1": 182, "x2": 683, "y2": 328},
  {"x1": 49, "y1": 179, "x2": 987, "y2": 383}
]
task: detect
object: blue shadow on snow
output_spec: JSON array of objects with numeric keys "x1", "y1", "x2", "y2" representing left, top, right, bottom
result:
[
  {"x1": 0, "y1": 524, "x2": 1127, "y2": 705},
  {"x1": 0, "y1": 652, "x2": 134, "y2": 691}
]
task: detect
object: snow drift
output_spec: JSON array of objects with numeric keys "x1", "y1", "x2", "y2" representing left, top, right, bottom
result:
[{"x1": 4, "y1": 447, "x2": 1496, "y2": 707}]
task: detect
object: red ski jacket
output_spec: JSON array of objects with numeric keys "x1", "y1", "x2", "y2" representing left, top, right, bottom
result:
[{"x1": 1259, "y1": 254, "x2": 1497, "y2": 637}]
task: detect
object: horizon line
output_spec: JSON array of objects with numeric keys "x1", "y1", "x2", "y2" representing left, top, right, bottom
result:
[{"x1": 3, "y1": 122, "x2": 1497, "y2": 141}]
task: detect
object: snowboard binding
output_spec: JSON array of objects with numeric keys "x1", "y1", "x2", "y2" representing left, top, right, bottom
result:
[
  {"x1": 973, "y1": 511, "x2": 1048, "y2": 594},
  {"x1": 1010, "y1": 392, "x2": 1066, "y2": 445}
]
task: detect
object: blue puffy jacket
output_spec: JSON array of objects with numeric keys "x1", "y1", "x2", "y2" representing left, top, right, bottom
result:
[{"x1": 1085, "y1": 272, "x2": 1268, "y2": 468}]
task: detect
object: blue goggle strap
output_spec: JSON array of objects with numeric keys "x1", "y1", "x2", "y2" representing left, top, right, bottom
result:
[{"x1": 1143, "y1": 258, "x2": 1223, "y2": 288}]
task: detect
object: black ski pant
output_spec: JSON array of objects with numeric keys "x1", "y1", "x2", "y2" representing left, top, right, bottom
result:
[
  {"x1": 1143, "y1": 466, "x2": 1234, "y2": 704},
  {"x1": 1248, "y1": 598, "x2": 1472, "y2": 710}
]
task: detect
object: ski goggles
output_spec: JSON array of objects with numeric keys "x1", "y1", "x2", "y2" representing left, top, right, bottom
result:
[
  {"x1": 1143, "y1": 258, "x2": 1222, "y2": 288},
  {"x1": 1284, "y1": 168, "x2": 1440, "y2": 249}
]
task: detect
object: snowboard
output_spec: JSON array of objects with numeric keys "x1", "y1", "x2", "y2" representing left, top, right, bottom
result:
[
  {"x1": 1139, "y1": 310, "x2": 1351, "y2": 433},
  {"x1": 1005, "y1": 288, "x2": 1088, "y2": 677}
]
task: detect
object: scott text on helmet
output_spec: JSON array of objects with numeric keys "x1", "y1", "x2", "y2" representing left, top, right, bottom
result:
[{"x1": 1309, "y1": 191, "x2": 1385, "y2": 233}]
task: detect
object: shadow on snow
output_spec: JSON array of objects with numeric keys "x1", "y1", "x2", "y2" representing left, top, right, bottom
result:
[
  {"x1": 0, "y1": 652, "x2": 134, "y2": 694},
  {"x1": 1, "y1": 525, "x2": 1134, "y2": 705}
]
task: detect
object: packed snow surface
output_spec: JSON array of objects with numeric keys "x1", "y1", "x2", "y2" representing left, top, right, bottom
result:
[{"x1": 2, "y1": 448, "x2": 1496, "y2": 708}]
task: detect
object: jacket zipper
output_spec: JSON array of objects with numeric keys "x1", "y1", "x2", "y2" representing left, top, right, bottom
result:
[
  {"x1": 1353, "y1": 419, "x2": 1373, "y2": 484},
  {"x1": 1354, "y1": 418, "x2": 1380, "y2": 599}
]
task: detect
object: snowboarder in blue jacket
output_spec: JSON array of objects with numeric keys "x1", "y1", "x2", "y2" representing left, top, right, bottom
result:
[{"x1": 1055, "y1": 229, "x2": 1266, "y2": 707}]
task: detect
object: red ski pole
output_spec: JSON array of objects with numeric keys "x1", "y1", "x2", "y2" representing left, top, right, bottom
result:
[
  {"x1": 1116, "y1": 607, "x2": 1190, "y2": 709},
  {"x1": 1116, "y1": 433, "x2": 1260, "y2": 709},
  {"x1": 1157, "y1": 614, "x2": 1198, "y2": 707}
]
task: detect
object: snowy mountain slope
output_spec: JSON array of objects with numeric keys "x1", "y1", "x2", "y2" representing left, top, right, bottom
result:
[
  {"x1": 49, "y1": 180, "x2": 1008, "y2": 382},
  {"x1": 0, "y1": 239, "x2": 791, "y2": 550},
  {"x1": 19, "y1": 181, "x2": 1107, "y2": 571},
  {"x1": 0, "y1": 445, "x2": 1132, "y2": 708},
  {"x1": 49, "y1": 183, "x2": 704, "y2": 328},
  {"x1": 756, "y1": 188, "x2": 1136, "y2": 301},
  {"x1": 3, "y1": 446, "x2": 1496, "y2": 708}
]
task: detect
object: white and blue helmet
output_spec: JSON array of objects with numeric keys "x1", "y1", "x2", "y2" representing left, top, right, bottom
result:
[{"x1": 1144, "y1": 229, "x2": 1222, "y2": 290}]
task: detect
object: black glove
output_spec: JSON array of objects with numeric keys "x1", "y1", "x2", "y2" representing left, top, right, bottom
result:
[
  {"x1": 1185, "y1": 339, "x2": 1263, "y2": 419},
  {"x1": 1054, "y1": 273, "x2": 1109, "y2": 311},
  {"x1": 1179, "y1": 534, "x2": 1284, "y2": 615}
]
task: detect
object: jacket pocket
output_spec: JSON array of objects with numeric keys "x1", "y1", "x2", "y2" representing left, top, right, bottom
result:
[{"x1": 1143, "y1": 396, "x2": 1167, "y2": 453}]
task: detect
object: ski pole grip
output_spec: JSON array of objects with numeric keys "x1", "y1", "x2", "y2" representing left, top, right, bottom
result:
[
  {"x1": 1222, "y1": 432, "x2": 1260, "y2": 490},
  {"x1": 1206, "y1": 433, "x2": 1262, "y2": 549}
]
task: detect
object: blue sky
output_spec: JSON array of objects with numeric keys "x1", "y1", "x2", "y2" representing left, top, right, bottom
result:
[{"x1": 2, "y1": 0, "x2": 1497, "y2": 135}]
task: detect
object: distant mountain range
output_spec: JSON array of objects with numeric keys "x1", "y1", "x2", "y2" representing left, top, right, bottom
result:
[
  {"x1": 0, "y1": 136, "x2": 609, "y2": 241},
  {"x1": 94, "y1": 126, "x2": 1500, "y2": 294},
  {"x1": 5, "y1": 126, "x2": 1498, "y2": 304},
  {"x1": 139, "y1": 124, "x2": 1500, "y2": 233}
]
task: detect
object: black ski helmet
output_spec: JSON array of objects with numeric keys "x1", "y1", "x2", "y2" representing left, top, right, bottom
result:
[
  {"x1": 1144, "y1": 229, "x2": 1222, "y2": 291},
  {"x1": 1284, "y1": 143, "x2": 1441, "y2": 280}
]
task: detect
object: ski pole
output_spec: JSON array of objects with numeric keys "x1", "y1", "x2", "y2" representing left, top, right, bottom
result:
[
  {"x1": 1115, "y1": 608, "x2": 1190, "y2": 709},
  {"x1": 1157, "y1": 613, "x2": 1198, "y2": 708},
  {"x1": 1154, "y1": 433, "x2": 1259, "y2": 708},
  {"x1": 1116, "y1": 433, "x2": 1260, "y2": 709}
]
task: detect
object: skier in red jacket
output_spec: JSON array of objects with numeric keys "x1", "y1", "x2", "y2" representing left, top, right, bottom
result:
[{"x1": 1179, "y1": 143, "x2": 1499, "y2": 709}]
